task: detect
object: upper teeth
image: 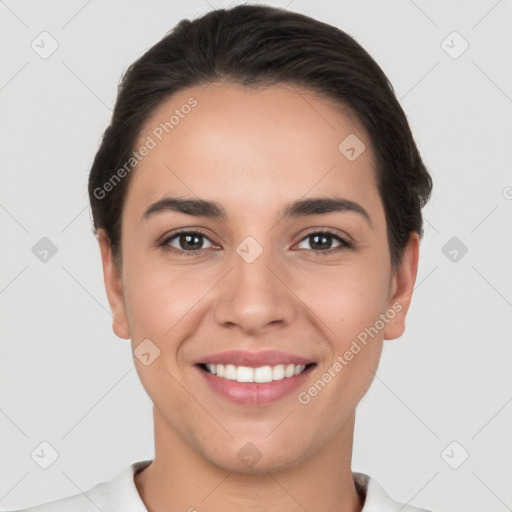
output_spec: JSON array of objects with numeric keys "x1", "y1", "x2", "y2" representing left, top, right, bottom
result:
[{"x1": 205, "y1": 363, "x2": 307, "y2": 383}]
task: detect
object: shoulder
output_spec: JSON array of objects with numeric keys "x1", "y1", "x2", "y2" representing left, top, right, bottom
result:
[
  {"x1": 6, "y1": 460, "x2": 152, "y2": 512},
  {"x1": 354, "y1": 472, "x2": 434, "y2": 512},
  {"x1": 7, "y1": 491, "x2": 102, "y2": 512}
]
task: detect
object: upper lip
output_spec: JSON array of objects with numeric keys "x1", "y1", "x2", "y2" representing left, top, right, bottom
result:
[{"x1": 194, "y1": 350, "x2": 315, "y2": 367}]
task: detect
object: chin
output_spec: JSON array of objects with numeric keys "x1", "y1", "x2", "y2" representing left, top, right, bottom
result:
[{"x1": 203, "y1": 438, "x2": 312, "y2": 476}]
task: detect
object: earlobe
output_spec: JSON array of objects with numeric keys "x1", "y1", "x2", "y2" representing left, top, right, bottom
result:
[
  {"x1": 383, "y1": 232, "x2": 420, "y2": 341},
  {"x1": 97, "y1": 229, "x2": 131, "y2": 340}
]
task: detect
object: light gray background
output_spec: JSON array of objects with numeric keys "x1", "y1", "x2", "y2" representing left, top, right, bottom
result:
[{"x1": 1, "y1": 1, "x2": 511, "y2": 511}]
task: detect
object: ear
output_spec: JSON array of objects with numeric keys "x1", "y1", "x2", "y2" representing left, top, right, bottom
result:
[
  {"x1": 97, "y1": 229, "x2": 131, "y2": 339},
  {"x1": 383, "y1": 232, "x2": 420, "y2": 341}
]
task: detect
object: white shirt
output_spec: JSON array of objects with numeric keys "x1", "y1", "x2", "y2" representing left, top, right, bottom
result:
[{"x1": 9, "y1": 460, "x2": 433, "y2": 512}]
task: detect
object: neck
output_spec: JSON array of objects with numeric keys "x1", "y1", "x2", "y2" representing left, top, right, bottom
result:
[{"x1": 135, "y1": 407, "x2": 365, "y2": 512}]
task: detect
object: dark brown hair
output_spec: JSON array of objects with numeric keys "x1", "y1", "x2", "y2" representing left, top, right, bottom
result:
[{"x1": 88, "y1": 4, "x2": 433, "y2": 269}]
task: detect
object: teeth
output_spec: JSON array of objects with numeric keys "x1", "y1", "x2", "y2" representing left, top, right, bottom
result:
[
  {"x1": 272, "y1": 364, "x2": 285, "y2": 380},
  {"x1": 224, "y1": 364, "x2": 237, "y2": 380},
  {"x1": 254, "y1": 365, "x2": 273, "y2": 383},
  {"x1": 285, "y1": 364, "x2": 295, "y2": 378},
  {"x1": 237, "y1": 365, "x2": 254, "y2": 382},
  {"x1": 293, "y1": 364, "x2": 303, "y2": 376},
  {"x1": 204, "y1": 363, "x2": 307, "y2": 382}
]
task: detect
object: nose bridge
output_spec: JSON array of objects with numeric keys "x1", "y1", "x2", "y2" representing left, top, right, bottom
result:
[
  {"x1": 234, "y1": 234, "x2": 274, "y2": 294},
  {"x1": 213, "y1": 233, "x2": 294, "y2": 333}
]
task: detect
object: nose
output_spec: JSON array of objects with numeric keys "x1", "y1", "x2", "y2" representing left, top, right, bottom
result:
[{"x1": 213, "y1": 239, "x2": 296, "y2": 336}]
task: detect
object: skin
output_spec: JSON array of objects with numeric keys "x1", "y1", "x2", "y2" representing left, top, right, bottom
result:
[{"x1": 98, "y1": 81, "x2": 419, "y2": 512}]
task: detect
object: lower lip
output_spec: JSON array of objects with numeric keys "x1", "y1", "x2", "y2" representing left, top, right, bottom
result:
[{"x1": 196, "y1": 365, "x2": 315, "y2": 406}]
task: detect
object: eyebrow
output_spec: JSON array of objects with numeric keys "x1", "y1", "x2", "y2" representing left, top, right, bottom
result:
[{"x1": 141, "y1": 195, "x2": 372, "y2": 227}]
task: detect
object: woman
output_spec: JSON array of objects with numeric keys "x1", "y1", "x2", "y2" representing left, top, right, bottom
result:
[{"x1": 13, "y1": 4, "x2": 434, "y2": 511}]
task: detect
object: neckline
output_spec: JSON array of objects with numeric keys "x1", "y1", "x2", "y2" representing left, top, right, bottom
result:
[{"x1": 130, "y1": 461, "x2": 369, "y2": 510}]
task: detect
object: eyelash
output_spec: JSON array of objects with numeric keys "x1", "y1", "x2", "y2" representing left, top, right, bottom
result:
[{"x1": 158, "y1": 228, "x2": 354, "y2": 256}]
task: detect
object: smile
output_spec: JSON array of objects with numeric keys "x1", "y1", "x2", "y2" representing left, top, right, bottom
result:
[
  {"x1": 200, "y1": 363, "x2": 311, "y2": 383},
  {"x1": 196, "y1": 361, "x2": 317, "y2": 407}
]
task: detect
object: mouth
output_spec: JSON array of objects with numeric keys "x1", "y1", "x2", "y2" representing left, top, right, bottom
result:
[
  {"x1": 197, "y1": 362, "x2": 316, "y2": 383},
  {"x1": 193, "y1": 351, "x2": 317, "y2": 406}
]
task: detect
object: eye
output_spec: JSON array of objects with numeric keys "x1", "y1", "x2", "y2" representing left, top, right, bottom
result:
[
  {"x1": 295, "y1": 230, "x2": 353, "y2": 254},
  {"x1": 160, "y1": 230, "x2": 215, "y2": 255},
  {"x1": 159, "y1": 228, "x2": 353, "y2": 256}
]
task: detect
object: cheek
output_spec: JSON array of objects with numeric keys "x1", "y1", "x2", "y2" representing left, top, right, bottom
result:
[
  {"x1": 122, "y1": 257, "x2": 219, "y2": 362},
  {"x1": 293, "y1": 259, "x2": 392, "y2": 342},
  {"x1": 294, "y1": 266, "x2": 388, "y2": 420},
  {"x1": 292, "y1": 258, "x2": 390, "y2": 403},
  {"x1": 122, "y1": 262, "x2": 200, "y2": 410}
]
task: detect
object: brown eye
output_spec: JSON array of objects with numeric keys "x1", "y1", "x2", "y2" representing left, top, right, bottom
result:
[
  {"x1": 296, "y1": 231, "x2": 352, "y2": 253},
  {"x1": 161, "y1": 230, "x2": 214, "y2": 254}
]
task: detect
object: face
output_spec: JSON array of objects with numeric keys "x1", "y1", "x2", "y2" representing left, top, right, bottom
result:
[{"x1": 99, "y1": 82, "x2": 419, "y2": 474}]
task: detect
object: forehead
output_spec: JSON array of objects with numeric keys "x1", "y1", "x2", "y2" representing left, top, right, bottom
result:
[{"x1": 125, "y1": 81, "x2": 380, "y2": 221}]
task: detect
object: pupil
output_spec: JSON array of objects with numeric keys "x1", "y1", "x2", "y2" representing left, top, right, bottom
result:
[
  {"x1": 181, "y1": 234, "x2": 202, "y2": 250},
  {"x1": 311, "y1": 234, "x2": 331, "y2": 250}
]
